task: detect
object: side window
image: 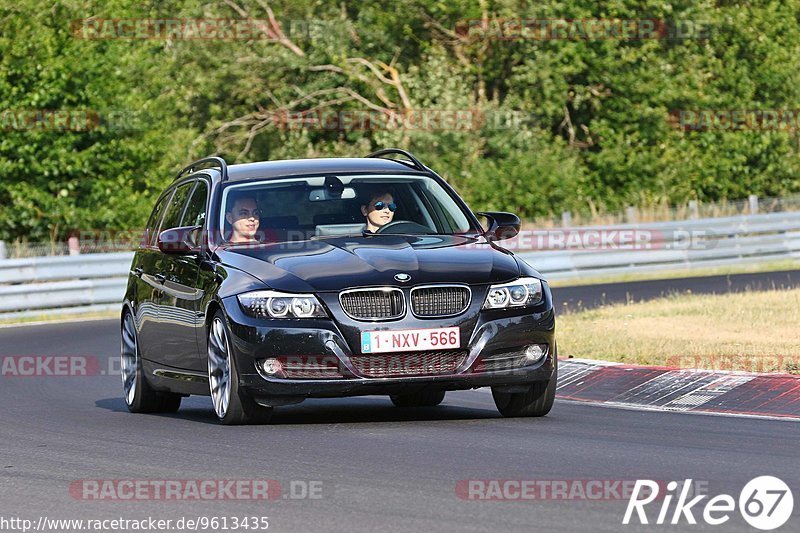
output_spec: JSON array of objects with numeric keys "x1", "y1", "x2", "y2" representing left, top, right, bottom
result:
[
  {"x1": 181, "y1": 180, "x2": 209, "y2": 228},
  {"x1": 145, "y1": 190, "x2": 173, "y2": 248},
  {"x1": 160, "y1": 182, "x2": 194, "y2": 233}
]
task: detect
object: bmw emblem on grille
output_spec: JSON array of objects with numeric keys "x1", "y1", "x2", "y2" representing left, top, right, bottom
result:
[{"x1": 394, "y1": 273, "x2": 411, "y2": 283}]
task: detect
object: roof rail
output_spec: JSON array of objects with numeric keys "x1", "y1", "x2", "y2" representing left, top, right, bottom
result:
[
  {"x1": 365, "y1": 148, "x2": 426, "y2": 172},
  {"x1": 176, "y1": 156, "x2": 229, "y2": 181}
]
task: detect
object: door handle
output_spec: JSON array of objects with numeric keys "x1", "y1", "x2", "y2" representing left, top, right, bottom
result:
[{"x1": 154, "y1": 273, "x2": 166, "y2": 284}]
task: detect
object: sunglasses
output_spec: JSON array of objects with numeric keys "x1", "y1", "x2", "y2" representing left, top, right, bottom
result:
[{"x1": 373, "y1": 201, "x2": 397, "y2": 212}]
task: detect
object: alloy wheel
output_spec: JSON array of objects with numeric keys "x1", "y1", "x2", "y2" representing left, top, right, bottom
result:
[
  {"x1": 208, "y1": 317, "x2": 232, "y2": 419},
  {"x1": 120, "y1": 313, "x2": 138, "y2": 406}
]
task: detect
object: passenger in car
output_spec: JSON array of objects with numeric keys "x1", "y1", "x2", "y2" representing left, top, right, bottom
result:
[
  {"x1": 225, "y1": 193, "x2": 262, "y2": 243},
  {"x1": 360, "y1": 191, "x2": 396, "y2": 233}
]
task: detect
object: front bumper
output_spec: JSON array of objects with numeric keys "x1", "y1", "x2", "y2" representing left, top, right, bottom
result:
[
  {"x1": 221, "y1": 289, "x2": 556, "y2": 401},
  {"x1": 238, "y1": 363, "x2": 554, "y2": 400}
]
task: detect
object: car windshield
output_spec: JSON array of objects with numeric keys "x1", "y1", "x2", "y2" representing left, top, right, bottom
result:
[{"x1": 219, "y1": 174, "x2": 476, "y2": 244}]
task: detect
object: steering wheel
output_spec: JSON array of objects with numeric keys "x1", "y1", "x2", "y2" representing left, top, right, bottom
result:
[{"x1": 375, "y1": 220, "x2": 435, "y2": 235}]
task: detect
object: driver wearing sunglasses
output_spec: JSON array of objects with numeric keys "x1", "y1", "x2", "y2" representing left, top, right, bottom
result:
[{"x1": 360, "y1": 191, "x2": 396, "y2": 233}]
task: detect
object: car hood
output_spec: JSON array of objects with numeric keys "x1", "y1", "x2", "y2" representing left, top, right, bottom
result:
[{"x1": 215, "y1": 235, "x2": 520, "y2": 293}]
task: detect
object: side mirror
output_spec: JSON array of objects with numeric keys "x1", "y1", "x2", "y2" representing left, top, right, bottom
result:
[
  {"x1": 157, "y1": 226, "x2": 202, "y2": 255},
  {"x1": 477, "y1": 211, "x2": 520, "y2": 241}
]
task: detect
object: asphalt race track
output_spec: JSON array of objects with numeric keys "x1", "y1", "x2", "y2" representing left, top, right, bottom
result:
[
  {"x1": 551, "y1": 269, "x2": 800, "y2": 313},
  {"x1": 2, "y1": 275, "x2": 800, "y2": 532}
]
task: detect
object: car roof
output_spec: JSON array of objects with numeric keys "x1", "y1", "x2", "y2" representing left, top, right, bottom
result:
[{"x1": 224, "y1": 157, "x2": 429, "y2": 182}]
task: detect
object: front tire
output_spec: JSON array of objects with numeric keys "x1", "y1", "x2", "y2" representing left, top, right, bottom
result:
[
  {"x1": 207, "y1": 311, "x2": 273, "y2": 425},
  {"x1": 491, "y1": 356, "x2": 557, "y2": 418},
  {"x1": 390, "y1": 390, "x2": 446, "y2": 407},
  {"x1": 120, "y1": 311, "x2": 181, "y2": 413}
]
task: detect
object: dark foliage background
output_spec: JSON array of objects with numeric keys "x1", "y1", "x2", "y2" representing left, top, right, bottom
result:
[{"x1": 2, "y1": 1, "x2": 799, "y2": 241}]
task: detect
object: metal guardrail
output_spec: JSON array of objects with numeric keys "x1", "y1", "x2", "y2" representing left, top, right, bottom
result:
[
  {"x1": 1, "y1": 211, "x2": 799, "y2": 318},
  {"x1": 0, "y1": 252, "x2": 134, "y2": 284},
  {"x1": 0, "y1": 252, "x2": 133, "y2": 318},
  {"x1": 516, "y1": 211, "x2": 800, "y2": 280}
]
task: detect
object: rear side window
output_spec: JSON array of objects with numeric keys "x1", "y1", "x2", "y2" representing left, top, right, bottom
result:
[
  {"x1": 182, "y1": 181, "x2": 209, "y2": 227},
  {"x1": 160, "y1": 182, "x2": 194, "y2": 233},
  {"x1": 144, "y1": 191, "x2": 173, "y2": 247}
]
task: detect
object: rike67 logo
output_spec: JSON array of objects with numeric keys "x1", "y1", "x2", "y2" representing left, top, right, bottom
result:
[{"x1": 624, "y1": 476, "x2": 794, "y2": 530}]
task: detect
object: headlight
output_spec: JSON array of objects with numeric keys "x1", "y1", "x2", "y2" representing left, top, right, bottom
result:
[
  {"x1": 482, "y1": 277, "x2": 543, "y2": 309},
  {"x1": 238, "y1": 290, "x2": 328, "y2": 319}
]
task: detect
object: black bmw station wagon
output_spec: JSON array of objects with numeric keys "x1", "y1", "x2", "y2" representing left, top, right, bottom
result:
[{"x1": 121, "y1": 149, "x2": 557, "y2": 424}]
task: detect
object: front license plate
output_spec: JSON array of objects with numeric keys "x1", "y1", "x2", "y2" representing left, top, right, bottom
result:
[{"x1": 361, "y1": 327, "x2": 460, "y2": 354}]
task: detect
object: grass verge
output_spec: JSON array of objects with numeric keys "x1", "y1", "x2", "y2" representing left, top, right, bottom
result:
[
  {"x1": 558, "y1": 287, "x2": 800, "y2": 374},
  {"x1": 0, "y1": 310, "x2": 118, "y2": 327}
]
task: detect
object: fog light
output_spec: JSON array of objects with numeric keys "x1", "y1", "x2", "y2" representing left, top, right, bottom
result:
[
  {"x1": 261, "y1": 358, "x2": 283, "y2": 375},
  {"x1": 524, "y1": 344, "x2": 546, "y2": 363}
]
